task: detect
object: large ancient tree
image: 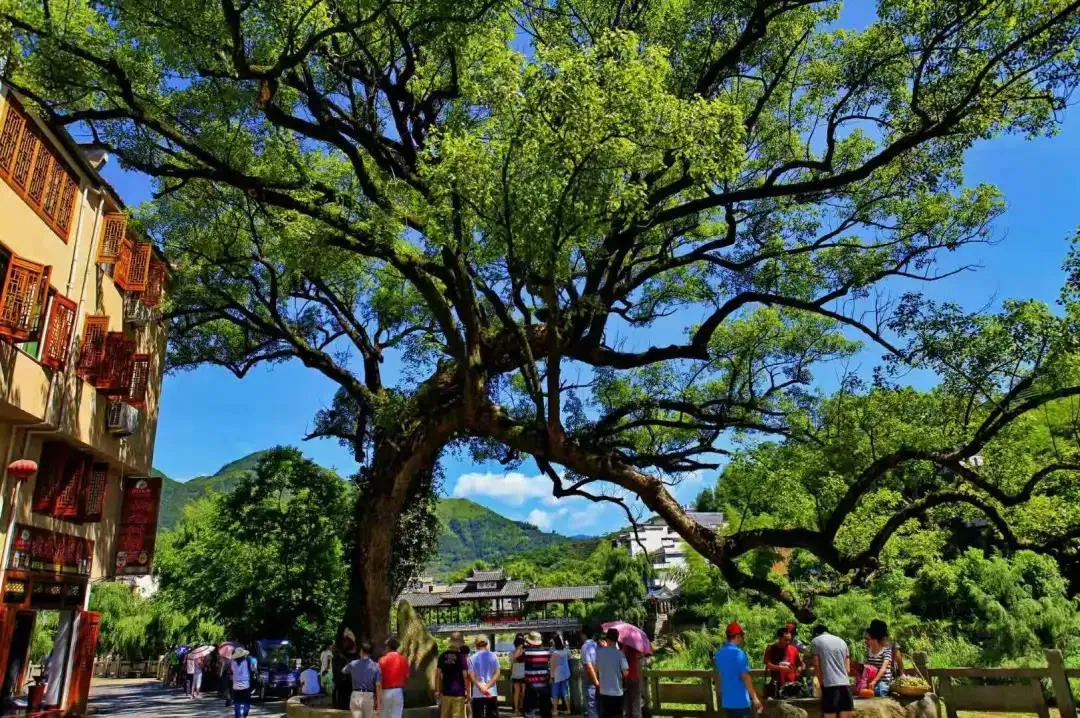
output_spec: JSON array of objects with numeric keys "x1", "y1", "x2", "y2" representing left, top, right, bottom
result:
[{"x1": 6, "y1": 0, "x2": 1080, "y2": 637}]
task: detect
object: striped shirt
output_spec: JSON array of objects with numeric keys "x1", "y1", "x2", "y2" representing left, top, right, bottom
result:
[
  {"x1": 519, "y1": 646, "x2": 551, "y2": 688},
  {"x1": 866, "y1": 644, "x2": 892, "y2": 683}
]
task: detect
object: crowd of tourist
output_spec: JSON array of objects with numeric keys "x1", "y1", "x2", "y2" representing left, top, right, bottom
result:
[{"x1": 715, "y1": 619, "x2": 903, "y2": 718}]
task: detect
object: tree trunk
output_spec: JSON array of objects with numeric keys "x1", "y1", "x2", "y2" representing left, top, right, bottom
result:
[
  {"x1": 343, "y1": 489, "x2": 397, "y2": 650},
  {"x1": 340, "y1": 416, "x2": 457, "y2": 654}
]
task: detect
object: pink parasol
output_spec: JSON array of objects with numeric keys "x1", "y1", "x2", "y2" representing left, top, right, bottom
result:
[
  {"x1": 218, "y1": 642, "x2": 240, "y2": 658},
  {"x1": 188, "y1": 645, "x2": 215, "y2": 661},
  {"x1": 602, "y1": 621, "x2": 653, "y2": 655}
]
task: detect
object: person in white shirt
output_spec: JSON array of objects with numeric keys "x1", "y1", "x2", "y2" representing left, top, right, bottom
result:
[{"x1": 231, "y1": 647, "x2": 258, "y2": 718}]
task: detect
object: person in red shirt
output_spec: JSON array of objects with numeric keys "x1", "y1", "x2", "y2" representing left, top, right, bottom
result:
[
  {"x1": 764, "y1": 628, "x2": 803, "y2": 698},
  {"x1": 621, "y1": 644, "x2": 642, "y2": 718},
  {"x1": 379, "y1": 636, "x2": 410, "y2": 718}
]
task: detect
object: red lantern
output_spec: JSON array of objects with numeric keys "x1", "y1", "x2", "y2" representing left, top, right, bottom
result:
[{"x1": 7, "y1": 459, "x2": 38, "y2": 481}]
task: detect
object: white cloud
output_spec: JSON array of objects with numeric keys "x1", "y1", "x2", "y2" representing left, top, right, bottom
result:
[
  {"x1": 452, "y1": 471, "x2": 554, "y2": 506},
  {"x1": 527, "y1": 509, "x2": 553, "y2": 531}
]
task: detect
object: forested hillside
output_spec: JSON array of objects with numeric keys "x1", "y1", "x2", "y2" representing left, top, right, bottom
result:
[
  {"x1": 155, "y1": 452, "x2": 582, "y2": 574},
  {"x1": 428, "y1": 498, "x2": 577, "y2": 574}
]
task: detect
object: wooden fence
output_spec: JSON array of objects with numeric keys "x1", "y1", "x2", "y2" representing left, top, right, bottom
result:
[
  {"x1": 91, "y1": 658, "x2": 163, "y2": 679},
  {"x1": 644, "y1": 649, "x2": 1079, "y2": 718}
]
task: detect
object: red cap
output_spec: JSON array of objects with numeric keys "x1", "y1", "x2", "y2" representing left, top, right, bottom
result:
[{"x1": 726, "y1": 622, "x2": 744, "y2": 637}]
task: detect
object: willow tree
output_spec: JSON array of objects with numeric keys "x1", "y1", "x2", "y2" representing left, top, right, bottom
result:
[{"x1": 6, "y1": 0, "x2": 1080, "y2": 637}]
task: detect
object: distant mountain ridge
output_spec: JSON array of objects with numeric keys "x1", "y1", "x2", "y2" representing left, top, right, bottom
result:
[{"x1": 153, "y1": 451, "x2": 581, "y2": 575}]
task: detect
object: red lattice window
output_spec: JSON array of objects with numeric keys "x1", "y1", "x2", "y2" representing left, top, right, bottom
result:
[
  {"x1": 11, "y1": 128, "x2": 37, "y2": 188},
  {"x1": 27, "y1": 142, "x2": 50, "y2": 204},
  {"x1": 32, "y1": 441, "x2": 66, "y2": 515},
  {"x1": 56, "y1": 174, "x2": 79, "y2": 234},
  {"x1": 41, "y1": 293, "x2": 77, "y2": 369},
  {"x1": 98, "y1": 213, "x2": 126, "y2": 264},
  {"x1": 94, "y1": 332, "x2": 136, "y2": 394},
  {"x1": 42, "y1": 157, "x2": 65, "y2": 217},
  {"x1": 116, "y1": 241, "x2": 152, "y2": 292},
  {"x1": 54, "y1": 451, "x2": 90, "y2": 521},
  {"x1": 126, "y1": 354, "x2": 151, "y2": 406},
  {"x1": 80, "y1": 463, "x2": 108, "y2": 523},
  {"x1": 0, "y1": 104, "x2": 26, "y2": 172},
  {"x1": 31, "y1": 442, "x2": 91, "y2": 521},
  {"x1": 0, "y1": 98, "x2": 80, "y2": 240},
  {"x1": 142, "y1": 257, "x2": 166, "y2": 308},
  {"x1": 76, "y1": 315, "x2": 110, "y2": 379},
  {"x1": 0, "y1": 256, "x2": 49, "y2": 341}
]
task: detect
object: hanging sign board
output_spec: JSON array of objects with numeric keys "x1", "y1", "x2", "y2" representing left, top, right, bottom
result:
[{"x1": 114, "y1": 476, "x2": 161, "y2": 576}]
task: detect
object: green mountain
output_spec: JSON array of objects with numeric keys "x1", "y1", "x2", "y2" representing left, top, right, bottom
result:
[
  {"x1": 156, "y1": 449, "x2": 275, "y2": 530},
  {"x1": 153, "y1": 452, "x2": 580, "y2": 574},
  {"x1": 427, "y1": 498, "x2": 574, "y2": 574}
]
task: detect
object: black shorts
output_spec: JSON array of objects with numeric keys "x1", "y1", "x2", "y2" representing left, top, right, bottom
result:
[{"x1": 821, "y1": 685, "x2": 853, "y2": 714}]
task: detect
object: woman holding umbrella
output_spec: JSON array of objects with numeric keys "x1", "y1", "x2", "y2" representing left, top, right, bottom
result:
[{"x1": 601, "y1": 623, "x2": 653, "y2": 718}]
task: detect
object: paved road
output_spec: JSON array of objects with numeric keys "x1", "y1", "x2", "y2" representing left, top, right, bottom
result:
[{"x1": 89, "y1": 678, "x2": 288, "y2": 717}]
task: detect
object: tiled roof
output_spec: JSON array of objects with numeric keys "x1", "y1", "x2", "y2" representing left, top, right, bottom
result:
[
  {"x1": 525, "y1": 585, "x2": 605, "y2": 603},
  {"x1": 688, "y1": 511, "x2": 725, "y2": 527},
  {"x1": 644, "y1": 511, "x2": 725, "y2": 528},
  {"x1": 399, "y1": 592, "x2": 444, "y2": 608},
  {"x1": 441, "y1": 580, "x2": 528, "y2": 600},
  {"x1": 465, "y1": 569, "x2": 506, "y2": 582}
]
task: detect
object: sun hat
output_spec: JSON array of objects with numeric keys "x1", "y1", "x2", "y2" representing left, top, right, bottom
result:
[
  {"x1": 231, "y1": 647, "x2": 249, "y2": 660},
  {"x1": 526, "y1": 631, "x2": 543, "y2": 646}
]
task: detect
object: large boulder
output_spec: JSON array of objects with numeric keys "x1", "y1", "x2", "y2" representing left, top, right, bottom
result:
[
  {"x1": 904, "y1": 694, "x2": 939, "y2": 718},
  {"x1": 763, "y1": 701, "x2": 809, "y2": 718},
  {"x1": 396, "y1": 600, "x2": 440, "y2": 707},
  {"x1": 854, "y1": 698, "x2": 907, "y2": 718}
]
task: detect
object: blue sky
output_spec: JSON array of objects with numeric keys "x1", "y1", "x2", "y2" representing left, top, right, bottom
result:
[{"x1": 100, "y1": 52, "x2": 1080, "y2": 541}]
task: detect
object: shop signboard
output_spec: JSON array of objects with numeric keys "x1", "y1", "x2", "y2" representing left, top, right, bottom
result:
[
  {"x1": 114, "y1": 476, "x2": 161, "y2": 576},
  {"x1": 6, "y1": 524, "x2": 93, "y2": 577}
]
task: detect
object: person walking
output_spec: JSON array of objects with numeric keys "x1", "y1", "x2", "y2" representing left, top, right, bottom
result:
[
  {"x1": 811, "y1": 625, "x2": 853, "y2": 718},
  {"x1": 714, "y1": 623, "x2": 763, "y2": 718},
  {"x1": 379, "y1": 636, "x2": 410, "y2": 718},
  {"x1": 595, "y1": 628, "x2": 629, "y2": 718},
  {"x1": 549, "y1": 636, "x2": 572, "y2": 716},
  {"x1": 621, "y1": 642, "x2": 642, "y2": 718},
  {"x1": 468, "y1": 636, "x2": 501, "y2": 718},
  {"x1": 342, "y1": 640, "x2": 382, "y2": 718},
  {"x1": 183, "y1": 652, "x2": 196, "y2": 697},
  {"x1": 518, "y1": 632, "x2": 552, "y2": 718},
  {"x1": 764, "y1": 628, "x2": 802, "y2": 698},
  {"x1": 435, "y1": 632, "x2": 470, "y2": 718},
  {"x1": 192, "y1": 653, "x2": 205, "y2": 698},
  {"x1": 230, "y1": 646, "x2": 258, "y2": 718},
  {"x1": 580, "y1": 629, "x2": 600, "y2": 718},
  {"x1": 220, "y1": 650, "x2": 234, "y2": 707},
  {"x1": 511, "y1": 634, "x2": 527, "y2": 715}
]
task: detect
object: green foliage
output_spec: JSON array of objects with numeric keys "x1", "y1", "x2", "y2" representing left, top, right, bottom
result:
[
  {"x1": 910, "y1": 550, "x2": 1080, "y2": 664},
  {"x1": 155, "y1": 447, "x2": 352, "y2": 656},
  {"x1": 595, "y1": 548, "x2": 651, "y2": 627}
]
